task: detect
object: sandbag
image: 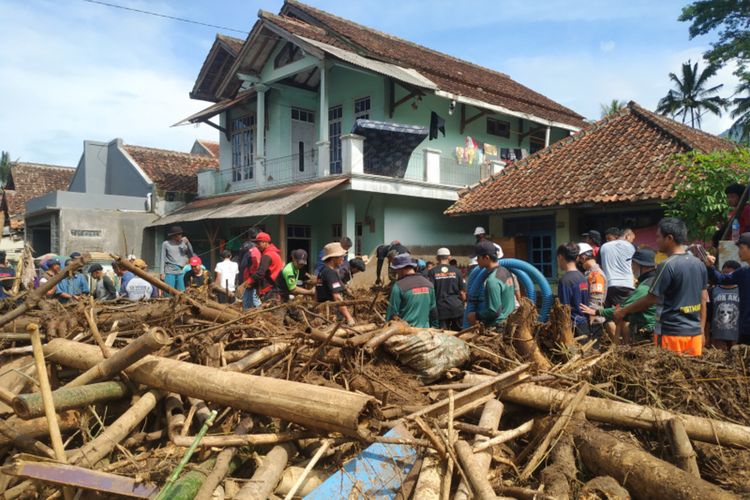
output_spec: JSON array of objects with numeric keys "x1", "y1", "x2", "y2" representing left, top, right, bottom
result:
[{"x1": 385, "y1": 332, "x2": 470, "y2": 383}]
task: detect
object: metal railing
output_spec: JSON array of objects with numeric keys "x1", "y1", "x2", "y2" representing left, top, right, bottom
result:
[
  {"x1": 263, "y1": 152, "x2": 317, "y2": 186},
  {"x1": 439, "y1": 155, "x2": 482, "y2": 186}
]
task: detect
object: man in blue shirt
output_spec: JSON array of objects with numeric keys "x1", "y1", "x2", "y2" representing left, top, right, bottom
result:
[
  {"x1": 56, "y1": 253, "x2": 90, "y2": 303},
  {"x1": 556, "y1": 242, "x2": 590, "y2": 335},
  {"x1": 707, "y1": 232, "x2": 750, "y2": 345}
]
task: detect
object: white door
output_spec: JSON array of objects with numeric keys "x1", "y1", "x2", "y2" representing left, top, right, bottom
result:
[{"x1": 291, "y1": 108, "x2": 316, "y2": 177}]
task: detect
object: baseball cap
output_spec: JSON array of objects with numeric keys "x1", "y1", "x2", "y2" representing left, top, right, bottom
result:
[
  {"x1": 736, "y1": 232, "x2": 750, "y2": 247},
  {"x1": 189, "y1": 256, "x2": 202, "y2": 267},
  {"x1": 349, "y1": 258, "x2": 366, "y2": 272},
  {"x1": 253, "y1": 232, "x2": 271, "y2": 243},
  {"x1": 291, "y1": 249, "x2": 308, "y2": 265},
  {"x1": 436, "y1": 247, "x2": 451, "y2": 257},
  {"x1": 473, "y1": 240, "x2": 497, "y2": 257},
  {"x1": 473, "y1": 226, "x2": 486, "y2": 236},
  {"x1": 69, "y1": 252, "x2": 82, "y2": 260},
  {"x1": 390, "y1": 253, "x2": 418, "y2": 270},
  {"x1": 577, "y1": 242, "x2": 594, "y2": 255},
  {"x1": 630, "y1": 248, "x2": 656, "y2": 267}
]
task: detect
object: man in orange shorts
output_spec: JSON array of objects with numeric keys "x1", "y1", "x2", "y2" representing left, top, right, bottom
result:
[{"x1": 615, "y1": 218, "x2": 707, "y2": 355}]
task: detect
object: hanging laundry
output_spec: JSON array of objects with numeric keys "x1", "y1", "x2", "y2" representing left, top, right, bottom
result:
[
  {"x1": 464, "y1": 136, "x2": 478, "y2": 165},
  {"x1": 483, "y1": 143, "x2": 498, "y2": 157},
  {"x1": 456, "y1": 146, "x2": 465, "y2": 165},
  {"x1": 429, "y1": 111, "x2": 446, "y2": 140},
  {"x1": 513, "y1": 148, "x2": 524, "y2": 160},
  {"x1": 500, "y1": 148, "x2": 510, "y2": 160}
]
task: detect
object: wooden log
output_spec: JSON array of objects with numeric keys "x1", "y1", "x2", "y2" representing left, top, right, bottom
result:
[
  {"x1": 455, "y1": 399, "x2": 503, "y2": 500},
  {"x1": 193, "y1": 417, "x2": 252, "y2": 500},
  {"x1": 579, "y1": 476, "x2": 630, "y2": 500},
  {"x1": 225, "y1": 343, "x2": 290, "y2": 372},
  {"x1": 507, "y1": 297, "x2": 552, "y2": 370},
  {"x1": 171, "y1": 430, "x2": 313, "y2": 448},
  {"x1": 501, "y1": 382, "x2": 750, "y2": 448},
  {"x1": 45, "y1": 338, "x2": 378, "y2": 436},
  {"x1": 274, "y1": 466, "x2": 327, "y2": 497},
  {"x1": 66, "y1": 327, "x2": 171, "y2": 387},
  {"x1": 68, "y1": 389, "x2": 164, "y2": 467},
  {"x1": 0, "y1": 417, "x2": 55, "y2": 458},
  {"x1": 283, "y1": 439, "x2": 331, "y2": 500},
  {"x1": 573, "y1": 422, "x2": 736, "y2": 499},
  {"x1": 235, "y1": 443, "x2": 295, "y2": 500},
  {"x1": 363, "y1": 321, "x2": 412, "y2": 353},
  {"x1": 471, "y1": 420, "x2": 534, "y2": 453},
  {"x1": 414, "y1": 453, "x2": 442, "y2": 500},
  {"x1": 539, "y1": 432, "x2": 576, "y2": 499},
  {"x1": 13, "y1": 381, "x2": 129, "y2": 420},
  {"x1": 666, "y1": 418, "x2": 700, "y2": 478},
  {"x1": 454, "y1": 439, "x2": 497, "y2": 500},
  {"x1": 0, "y1": 411, "x2": 80, "y2": 446}
]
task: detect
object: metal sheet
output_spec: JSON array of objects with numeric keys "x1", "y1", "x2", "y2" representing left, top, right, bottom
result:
[
  {"x1": 173, "y1": 90, "x2": 255, "y2": 126},
  {"x1": 150, "y1": 177, "x2": 348, "y2": 227},
  {"x1": 297, "y1": 36, "x2": 438, "y2": 90}
]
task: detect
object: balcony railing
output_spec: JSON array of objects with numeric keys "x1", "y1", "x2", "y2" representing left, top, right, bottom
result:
[{"x1": 264, "y1": 152, "x2": 317, "y2": 185}]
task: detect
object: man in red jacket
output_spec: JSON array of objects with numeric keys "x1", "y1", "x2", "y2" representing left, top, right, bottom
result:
[
  {"x1": 250, "y1": 232, "x2": 283, "y2": 301},
  {"x1": 238, "y1": 235, "x2": 263, "y2": 310}
]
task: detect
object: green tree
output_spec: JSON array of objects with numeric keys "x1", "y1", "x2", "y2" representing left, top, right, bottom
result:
[
  {"x1": 680, "y1": 0, "x2": 750, "y2": 74},
  {"x1": 656, "y1": 60, "x2": 726, "y2": 128},
  {"x1": 728, "y1": 72, "x2": 750, "y2": 145},
  {"x1": 599, "y1": 99, "x2": 626, "y2": 118},
  {"x1": 664, "y1": 148, "x2": 750, "y2": 241},
  {"x1": 0, "y1": 151, "x2": 10, "y2": 187}
]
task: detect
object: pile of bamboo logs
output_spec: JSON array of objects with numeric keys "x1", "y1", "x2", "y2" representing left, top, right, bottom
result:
[{"x1": 0, "y1": 254, "x2": 748, "y2": 499}]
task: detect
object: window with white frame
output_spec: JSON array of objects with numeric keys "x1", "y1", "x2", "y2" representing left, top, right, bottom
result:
[
  {"x1": 329, "y1": 105, "x2": 343, "y2": 174},
  {"x1": 231, "y1": 115, "x2": 254, "y2": 181},
  {"x1": 291, "y1": 107, "x2": 315, "y2": 123},
  {"x1": 354, "y1": 96, "x2": 371, "y2": 120}
]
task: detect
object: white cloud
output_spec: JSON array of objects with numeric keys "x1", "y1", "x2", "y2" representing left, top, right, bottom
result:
[
  {"x1": 599, "y1": 41, "x2": 616, "y2": 53},
  {"x1": 0, "y1": 1, "x2": 218, "y2": 165}
]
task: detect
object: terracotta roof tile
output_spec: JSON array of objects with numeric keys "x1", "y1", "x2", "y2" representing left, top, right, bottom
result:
[
  {"x1": 3, "y1": 162, "x2": 75, "y2": 224},
  {"x1": 216, "y1": 34, "x2": 244, "y2": 55},
  {"x1": 122, "y1": 145, "x2": 219, "y2": 194},
  {"x1": 271, "y1": 1, "x2": 585, "y2": 128},
  {"x1": 196, "y1": 139, "x2": 220, "y2": 158},
  {"x1": 446, "y1": 102, "x2": 737, "y2": 215}
]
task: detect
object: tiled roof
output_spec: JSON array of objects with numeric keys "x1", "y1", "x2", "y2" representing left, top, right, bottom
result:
[
  {"x1": 196, "y1": 139, "x2": 220, "y2": 158},
  {"x1": 3, "y1": 162, "x2": 75, "y2": 224},
  {"x1": 122, "y1": 145, "x2": 219, "y2": 194},
  {"x1": 216, "y1": 34, "x2": 244, "y2": 55},
  {"x1": 445, "y1": 102, "x2": 737, "y2": 215},
  {"x1": 267, "y1": 1, "x2": 585, "y2": 128}
]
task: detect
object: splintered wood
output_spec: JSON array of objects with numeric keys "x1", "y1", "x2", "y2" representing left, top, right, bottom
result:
[{"x1": 0, "y1": 277, "x2": 747, "y2": 499}]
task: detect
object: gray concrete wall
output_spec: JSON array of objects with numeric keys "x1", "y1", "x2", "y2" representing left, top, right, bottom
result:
[
  {"x1": 67, "y1": 153, "x2": 87, "y2": 193},
  {"x1": 58, "y1": 208, "x2": 157, "y2": 258},
  {"x1": 107, "y1": 141, "x2": 153, "y2": 197},
  {"x1": 26, "y1": 191, "x2": 148, "y2": 214}
]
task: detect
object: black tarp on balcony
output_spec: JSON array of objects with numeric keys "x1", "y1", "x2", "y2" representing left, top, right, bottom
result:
[{"x1": 352, "y1": 119, "x2": 428, "y2": 178}]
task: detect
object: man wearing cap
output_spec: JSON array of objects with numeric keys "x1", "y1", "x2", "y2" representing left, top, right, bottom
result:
[
  {"x1": 238, "y1": 228, "x2": 262, "y2": 309},
  {"x1": 56, "y1": 253, "x2": 90, "y2": 303},
  {"x1": 426, "y1": 248, "x2": 465, "y2": 330},
  {"x1": 339, "y1": 258, "x2": 366, "y2": 286},
  {"x1": 276, "y1": 249, "x2": 315, "y2": 302},
  {"x1": 375, "y1": 240, "x2": 410, "y2": 285},
  {"x1": 582, "y1": 248, "x2": 656, "y2": 343},
  {"x1": 160, "y1": 226, "x2": 194, "y2": 293},
  {"x1": 615, "y1": 218, "x2": 708, "y2": 355},
  {"x1": 577, "y1": 243, "x2": 607, "y2": 337},
  {"x1": 39, "y1": 259, "x2": 61, "y2": 297},
  {"x1": 386, "y1": 253, "x2": 438, "y2": 328},
  {"x1": 250, "y1": 232, "x2": 283, "y2": 301},
  {"x1": 90, "y1": 264, "x2": 116, "y2": 301},
  {"x1": 316, "y1": 242, "x2": 355, "y2": 325},
  {"x1": 472, "y1": 241, "x2": 515, "y2": 328},
  {"x1": 184, "y1": 256, "x2": 210, "y2": 288},
  {"x1": 706, "y1": 232, "x2": 750, "y2": 345},
  {"x1": 474, "y1": 227, "x2": 503, "y2": 258},
  {"x1": 582, "y1": 230, "x2": 602, "y2": 262}
]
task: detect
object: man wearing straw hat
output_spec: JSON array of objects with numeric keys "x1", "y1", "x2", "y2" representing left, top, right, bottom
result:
[
  {"x1": 315, "y1": 242, "x2": 355, "y2": 326},
  {"x1": 160, "y1": 225, "x2": 193, "y2": 293}
]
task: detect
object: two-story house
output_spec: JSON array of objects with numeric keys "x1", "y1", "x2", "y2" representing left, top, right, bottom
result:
[{"x1": 161, "y1": 0, "x2": 585, "y2": 272}]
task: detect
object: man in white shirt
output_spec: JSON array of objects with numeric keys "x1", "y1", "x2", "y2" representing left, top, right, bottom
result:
[
  {"x1": 599, "y1": 227, "x2": 636, "y2": 337},
  {"x1": 214, "y1": 250, "x2": 239, "y2": 303}
]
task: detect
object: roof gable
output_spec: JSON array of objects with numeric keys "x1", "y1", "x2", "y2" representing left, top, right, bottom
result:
[
  {"x1": 122, "y1": 145, "x2": 219, "y2": 194},
  {"x1": 446, "y1": 101, "x2": 737, "y2": 215},
  {"x1": 191, "y1": 34, "x2": 245, "y2": 102},
  {"x1": 4, "y1": 162, "x2": 75, "y2": 223}
]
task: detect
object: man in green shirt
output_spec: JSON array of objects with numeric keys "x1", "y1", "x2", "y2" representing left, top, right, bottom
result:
[
  {"x1": 275, "y1": 249, "x2": 315, "y2": 302},
  {"x1": 581, "y1": 248, "x2": 656, "y2": 343},
  {"x1": 386, "y1": 253, "x2": 438, "y2": 328},
  {"x1": 474, "y1": 240, "x2": 516, "y2": 327}
]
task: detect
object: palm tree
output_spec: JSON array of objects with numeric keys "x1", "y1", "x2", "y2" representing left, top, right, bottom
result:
[
  {"x1": 600, "y1": 99, "x2": 626, "y2": 118},
  {"x1": 729, "y1": 73, "x2": 750, "y2": 145},
  {"x1": 656, "y1": 60, "x2": 727, "y2": 129}
]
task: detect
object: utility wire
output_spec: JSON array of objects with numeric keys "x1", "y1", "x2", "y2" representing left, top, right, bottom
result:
[{"x1": 81, "y1": 0, "x2": 249, "y2": 34}]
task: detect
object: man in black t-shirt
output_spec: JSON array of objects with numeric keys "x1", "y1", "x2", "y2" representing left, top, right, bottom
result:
[
  {"x1": 375, "y1": 241, "x2": 409, "y2": 285},
  {"x1": 316, "y1": 242, "x2": 355, "y2": 325},
  {"x1": 426, "y1": 247, "x2": 465, "y2": 330}
]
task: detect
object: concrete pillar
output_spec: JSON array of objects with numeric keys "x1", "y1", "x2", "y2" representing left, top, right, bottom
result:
[
  {"x1": 255, "y1": 85, "x2": 268, "y2": 187},
  {"x1": 342, "y1": 195, "x2": 356, "y2": 259},
  {"x1": 278, "y1": 214, "x2": 287, "y2": 261},
  {"x1": 317, "y1": 62, "x2": 330, "y2": 177},
  {"x1": 423, "y1": 148, "x2": 440, "y2": 184},
  {"x1": 341, "y1": 134, "x2": 364, "y2": 175},
  {"x1": 197, "y1": 169, "x2": 217, "y2": 197},
  {"x1": 544, "y1": 125, "x2": 551, "y2": 148}
]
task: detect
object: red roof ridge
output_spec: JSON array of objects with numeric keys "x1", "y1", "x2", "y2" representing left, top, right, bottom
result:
[
  {"x1": 123, "y1": 144, "x2": 214, "y2": 159},
  {"x1": 11, "y1": 161, "x2": 75, "y2": 171}
]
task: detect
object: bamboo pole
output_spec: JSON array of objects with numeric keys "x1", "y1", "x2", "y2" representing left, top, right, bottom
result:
[
  {"x1": 13, "y1": 381, "x2": 129, "y2": 419},
  {"x1": 471, "y1": 420, "x2": 534, "y2": 453},
  {"x1": 666, "y1": 418, "x2": 700, "y2": 478},
  {"x1": 455, "y1": 399, "x2": 503, "y2": 500},
  {"x1": 274, "y1": 466, "x2": 328, "y2": 497},
  {"x1": 283, "y1": 439, "x2": 331, "y2": 500},
  {"x1": 66, "y1": 327, "x2": 171, "y2": 387},
  {"x1": 171, "y1": 430, "x2": 314, "y2": 448},
  {"x1": 28, "y1": 323, "x2": 73, "y2": 500},
  {"x1": 235, "y1": 443, "x2": 296, "y2": 500},
  {"x1": 455, "y1": 440, "x2": 496, "y2": 500},
  {"x1": 194, "y1": 417, "x2": 252, "y2": 500},
  {"x1": 574, "y1": 422, "x2": 736, "y2": 499},
  {"x1": 501, "y1": 382, "x2": 750, "y2": 448},
  {"x1": 225, "y1": 343, "x2": 290, "y2": 372},
  {"x1": 46, "y1": 338, "x2": 378, "y2": 436}
]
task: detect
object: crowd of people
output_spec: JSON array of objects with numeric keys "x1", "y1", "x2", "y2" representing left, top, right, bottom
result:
[{"x1": 13, "y1": 180, "x2": 750, "y2": 359}]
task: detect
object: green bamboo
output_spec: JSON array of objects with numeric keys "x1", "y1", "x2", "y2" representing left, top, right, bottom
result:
[
  {"x1": 166, "y1": 456, "x2": 245, "y2": 500},
  {"x1": 13, "y1": 381, "x2": 129, "y2": 420},
  {"x1": 155, "y1": 409, "x2": 218, "y2": 500}
]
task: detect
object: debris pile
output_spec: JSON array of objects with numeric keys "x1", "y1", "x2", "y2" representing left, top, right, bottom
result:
[{"x1": 0, "y1": 254, "x2": 748, "y2": 499}]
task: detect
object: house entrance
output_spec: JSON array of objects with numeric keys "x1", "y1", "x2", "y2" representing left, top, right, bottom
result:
[{"x1": 291, "y1": 108, "x2": 316, "y2": 177}]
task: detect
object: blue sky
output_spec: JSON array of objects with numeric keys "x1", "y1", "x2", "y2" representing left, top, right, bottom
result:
[{"x1": 0, "y1": 0, "x2": 739, "y2": 165}]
